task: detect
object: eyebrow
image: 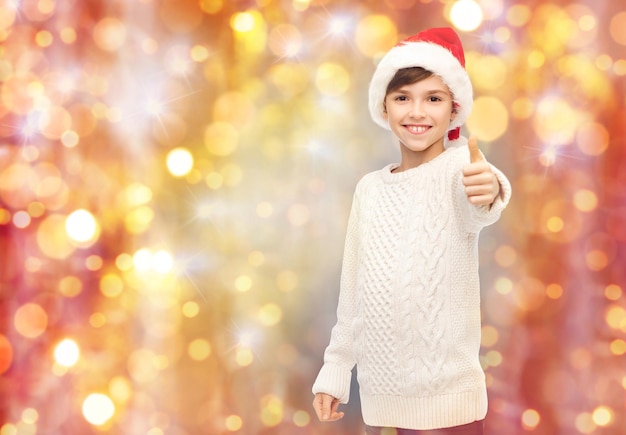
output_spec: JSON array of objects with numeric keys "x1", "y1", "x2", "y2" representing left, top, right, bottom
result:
[
  {"x1": 390, "y1": 88, "x2": 450, "y2": 96},
  {"x1": 426, "y1": 89, "x2": 449, "y2": 94}
]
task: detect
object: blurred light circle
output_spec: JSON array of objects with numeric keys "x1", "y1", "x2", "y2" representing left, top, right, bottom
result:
[
  {"x1": 573, "y1": 189, "x2": 598, "y2": 212},
  {"x1": 199, "y1": 0, "x2": 223, "y2": 13},
  {"x1": 225, "y1": 415, "x2": 243, "y2": 431},
  {"x1": 133, "y1": 248, "x2": 153, "y2": 271},
  {"x1": 470, "y1": 55, "x2": 506, "y2": 91},
  {"x1": 1, "y1": 163, "x2": 30, "y2": 192},
  {"x1": 61, "y1": 130, "x2": 79, "y2": 148},
  {"x1": 37, "y1": 214, "x2": 75, "y2": 259},
  {"x1": 14, "y1": 303, "x2": 48, "y2": 339},
  {"x1": 65, "y1": 209, "x2": 99, "y2": 244},
  {"x1": 124, "y1": 206, "x2": 154, "y2": 235},
  {"x1": 481, "y1": 325, "x2": 499, "y2": 347},
  {"x1": 584, "y1": 232, "x2": 617, "y2": 272},
  {"x1": 0, "y1": 4, "x2": 17, "y2": 32},
  {"x1": 235, "y1": 347, "x2": 253, "y2": 366},
  {"x1": 533, "y1": 97, "x2": 579, "y2": 145},
  {"x1": 512, "y1": 277, "x2": 546, "y2": 312},
  {"x1": 166, "y1": 148, "x2": 194, "y2": 177},
  {"x1": 93, "y1": 17, "x2": 127, "y2": 52},
  {"x1": 258, "y1": 303, "x2": 283, "y2": 326},
  {"x1": 575, "y1": 412, "x2": 596, "y2": 434},
  {"x1": 109, "y1": 376, "x2": 132, "y2": 404},
  {"x1": 541, "y1": 199, "x2": 582, "y2": 243},
  {"x1": 268, "y1": 24, "x2": 302, "y2": 58},
  {"x1": 576, "y1": 122, "x2": 609, "y2": 156},
  {"x1": 494, "y1": 245, "x2": 517, "y2": 268},
  {"x1": 230, "y1": 10, "x2": 267, "y2": 54},
  {"x1": 234, "y1": 275, "x2": 252, "y2": 292},
  {"x1": 506, "y1": 4, "x2": 531, "y2": 27},
  {"x1": 152, "y1": 250, "x2": 173, "y2": 273},
  {"x1": 565, "y1": 4, "x2": 597, "y2": 48},
  {"x1": 293, "y1": 410, "x2": 310, "y2": 427},
  {"x1": 355, "y1": 15, "x2": 397, "y2": 58},
  {"x1": 521, "y1": 409, "x2": 541, "y2": 429},
  {"x1": 450, "y1": 0, "x2": 483, "y2": 32},
  {"x1": 82, "y1": 393, "x2": 115, "y2": 426},
  {"x1": 267, "y1": 63, "x2": 310, "y2": 97},
  {"x1": 260, "y1": 395, "x2": 283, "y2": 427},
  {"x1": 12, "y1": 211, "x2": 31, "y2": 229},
  {"x1": 479, "y1": 0, "x2": 503, "y2": 20},
  {"x1": 466, "y1": 96, "x2": 508, "y2": 142},
  {"x1": 204, "y1": 121, "x2": 239, "y2": 156},
  {"x1": 609, "y1": 12, "x2": 626, "y2": 46},
  {"x1": 100, "y1": 273, "x2": 124, "y2": 298},
  {"x1": 182, "y1": 301, "x2": 200, "y2": 318},
  {"x1": 511, "y1": 97, "x2": 534, "y2": 120},
  {"x1": 188, "y1": 339, "x2": 212, "y2": 361},
  {"x1": 85, "y1": 255, "x2": 102, "y2": 271},
  {"x1": 59, "y1": 275, "x2": 83, "y2": 298},
  {"x1": 124, "y1": 183, "x2": 153, "y2": 206},
  {"x1": 231, "y1": 11, "x2": 255, "y2": 33},
  {"x1": 0, "y1": 73, "x2": 38, "y2": 115},
  {"x1": 54, "y1": 338, "x2": 80, "y2": 367}
]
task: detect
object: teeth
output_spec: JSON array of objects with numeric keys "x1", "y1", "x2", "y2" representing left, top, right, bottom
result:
[{"x1": 407, "y1": 125, "x2": 428, "y2": 134}]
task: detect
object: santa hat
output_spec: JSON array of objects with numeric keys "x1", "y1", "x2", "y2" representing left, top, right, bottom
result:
[{"x1": 368, "y1": 27, "x2": 473, "y2": 142}]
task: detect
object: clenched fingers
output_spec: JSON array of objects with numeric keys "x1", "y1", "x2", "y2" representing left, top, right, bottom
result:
[
  {"x1": 462, "y1": 163, "x2": 499, "y2": 206},
  {"x1": 312, "y1": 393, "x2": 345, "y2": 422}
]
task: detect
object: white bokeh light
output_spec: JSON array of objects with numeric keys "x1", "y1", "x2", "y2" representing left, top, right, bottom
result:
[
  {"x1": 450, "y1": 0, "x2": 484, "y2": 31},
  {"x1": 82, "y1": 393, "x2": 115, "y2": 426},
  {"x1": 65, "y1": 209, "x2": 99, "y2": 243},
  {"x1": 54, "y1": 338, "x2": 81, "y2": 368}
]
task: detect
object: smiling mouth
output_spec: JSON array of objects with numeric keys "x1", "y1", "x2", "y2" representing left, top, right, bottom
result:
[{"x1": 404, "y1": 125, "x2": 431, "y2": 134}]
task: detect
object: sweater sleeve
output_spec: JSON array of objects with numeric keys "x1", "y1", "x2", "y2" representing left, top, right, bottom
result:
[{"x1": 311, "y1": 184, "x2": 362, "y2": 403}]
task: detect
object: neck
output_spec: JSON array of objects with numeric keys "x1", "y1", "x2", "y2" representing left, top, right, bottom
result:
[{"x1": 393, "y1": 140, "x2": 445, "y2": 173}]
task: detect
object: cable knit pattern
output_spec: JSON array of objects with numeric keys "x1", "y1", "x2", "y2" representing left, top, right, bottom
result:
[{"x1": 313, "y1": 138, "x2": 512, "y2": 430}]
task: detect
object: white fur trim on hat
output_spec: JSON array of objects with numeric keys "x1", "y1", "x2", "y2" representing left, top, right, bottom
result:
[{"x1": 368, "y1": 38, "x2": 473, "y2": 137}]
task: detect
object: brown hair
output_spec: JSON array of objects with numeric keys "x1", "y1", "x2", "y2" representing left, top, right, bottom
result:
[{"x1": 385, "y1": 67, "x2": 433, "y2": 96}]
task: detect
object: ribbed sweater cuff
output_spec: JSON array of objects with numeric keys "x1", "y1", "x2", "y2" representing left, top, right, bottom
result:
[
  {"x1": 311, "y1": 363, "x2": 353, "y2": 404},
  {"x1": 360, "y1": 388, "x2": 488, "y2": 430}
]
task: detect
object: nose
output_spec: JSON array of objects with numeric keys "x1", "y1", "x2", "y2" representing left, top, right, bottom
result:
[{"x1": 408, "y1": 102, "x2": 425, "y2": 118}]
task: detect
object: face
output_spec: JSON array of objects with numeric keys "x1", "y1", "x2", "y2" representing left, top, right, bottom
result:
[{"x1": 383, "y1": 74, "x2": 456, "y2": 164}]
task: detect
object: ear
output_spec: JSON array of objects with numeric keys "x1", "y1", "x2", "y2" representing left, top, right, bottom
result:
[{"x1": 450, "y1": 101, "x2": 459, "y2": 122}]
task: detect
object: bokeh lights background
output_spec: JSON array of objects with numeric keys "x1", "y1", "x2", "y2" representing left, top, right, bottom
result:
[{"x1": 0, "y1": 0, "x2": 625, "y2": 434}]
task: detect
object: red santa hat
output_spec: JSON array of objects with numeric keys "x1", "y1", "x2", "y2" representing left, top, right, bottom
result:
[{"x1": 368, "y1": 27, "x2": 473, "y2": 142}]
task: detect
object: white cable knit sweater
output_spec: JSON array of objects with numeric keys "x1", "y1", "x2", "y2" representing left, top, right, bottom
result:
[{"x1": 312, "y1": 142, "x2": 512, "y2": 430}]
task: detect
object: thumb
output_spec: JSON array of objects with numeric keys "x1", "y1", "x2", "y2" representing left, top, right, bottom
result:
[{"x1": 468, "y1": 134, "x2": 484, "y2": 163}]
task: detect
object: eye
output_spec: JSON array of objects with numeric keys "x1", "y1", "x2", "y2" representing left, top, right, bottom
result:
[
  {"x1": 394, "y1": 95, "x2": 408, "y2": 101},
  {"x1": 428, "y1": 95, "x2": 442, "y2": 102}
]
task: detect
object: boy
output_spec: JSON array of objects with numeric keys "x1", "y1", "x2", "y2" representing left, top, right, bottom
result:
[{"x1": 311, "y1": 27, "x2": 512, "y2": 434}]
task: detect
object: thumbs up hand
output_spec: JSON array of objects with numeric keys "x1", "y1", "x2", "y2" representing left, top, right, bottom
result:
[{"x1": 462, "y1": 135, "x2": 500, "y2": 206}]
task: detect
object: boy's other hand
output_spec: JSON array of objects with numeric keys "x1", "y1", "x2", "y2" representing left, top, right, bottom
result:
[
  {"x1": 312, "y1": 393, "x2": 344, "y2": 422},
  {"x1": 462, "y1": 135, "x2": 500, "y2": 206}
]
